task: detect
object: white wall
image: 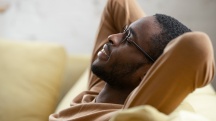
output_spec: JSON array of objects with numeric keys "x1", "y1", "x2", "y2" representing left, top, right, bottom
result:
[
  {"x1": 0, "y1": 0, "x2": 215, "y2": 55},
  {"x1": 138, "y1": 0, "x2": 216, "y2": 49},
  {"x1": 0, "y1": 0, "x2": 106, "y2": 54}
]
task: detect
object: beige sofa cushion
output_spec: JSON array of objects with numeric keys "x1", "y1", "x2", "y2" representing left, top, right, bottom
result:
[
  {"x1": 0, "y1": 40, "x2": 66, "y2": 121},
  {"x1": 110, "y1": 105, "x2": 210, "y2": 121},
  {"x1": 183, "y1": 85, "x2": 216, "y2": 121},
  {"x1": 58, "y1": 55, "x2": 90, "y2": 102},
  {"x1": 55, "y1": 68, "x2": 89, "y2": 112},
  {"x1": 110, "y1": 105, "x2": 168, "y2": 121}
]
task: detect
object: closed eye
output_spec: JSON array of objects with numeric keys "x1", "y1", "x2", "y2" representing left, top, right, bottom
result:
[
  {"x1": 125, "y1": 30, "x2": 133, "y2": 42},
  {"x1": 121, "y1": 25, "x2": 133, "y2": 45},
  {"x1": 121, "y1": 30, "x2": 131, "y2": 44}
]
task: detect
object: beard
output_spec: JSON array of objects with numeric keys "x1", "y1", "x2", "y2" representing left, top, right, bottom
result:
[{"x1": 91, "y1": 61, "x2": 144, "y2": 89}]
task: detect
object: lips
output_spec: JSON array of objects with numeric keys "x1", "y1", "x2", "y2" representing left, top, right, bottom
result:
[{"x1": 97, "y1": 44, "x2": 110, "y2": 61}]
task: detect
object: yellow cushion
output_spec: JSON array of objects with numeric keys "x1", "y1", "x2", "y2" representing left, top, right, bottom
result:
[
  {"x1": 109, "y1": 104, "x2": 206, "y2": 121},
  {"x1": 109, "y1": 105, "x2": 168, "y2": 121},
  {"x1": 58, "y1": 54, "x2": 90, "y2": 101},
  {"x1": 55, "y1": 68, "x2": 89, "y2": 112},
  {"x1": 0, "y1": 40, "x2": 66, "y2": 121},
  {"x1": 169, "y1": 111, "x2": 211, "y2": 121}
]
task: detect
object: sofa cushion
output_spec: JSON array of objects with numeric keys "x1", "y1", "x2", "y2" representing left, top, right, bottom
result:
[
  {"x1": 109, "y1": 105, "x2": 211, "y2": 121},
  {"x1": 55, "y1": 68, "x2": 89, "y2": 112},
  {"x1": 183, "y1": 85, "x2": 216, "y2": 121},
  {"x1": 0, "y1": 40, "x2": 66, "y2": 121},
  {"x1": 110, "y1": 105, "x2": 168, "y2": 121},
  {"x1": 58, "y1": 55, "x2": 90, "y2": 102}
]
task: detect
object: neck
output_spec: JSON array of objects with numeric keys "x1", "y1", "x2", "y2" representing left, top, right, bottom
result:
[{"x1": 96, "y1": 83, "x2": 133, "y2": 104}]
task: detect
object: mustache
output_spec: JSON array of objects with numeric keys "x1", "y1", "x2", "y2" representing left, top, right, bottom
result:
[{"x1": 106, "y1": 42, "x2": 112, "y2": 53}]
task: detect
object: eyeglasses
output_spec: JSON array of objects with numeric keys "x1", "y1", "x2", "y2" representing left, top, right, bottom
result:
[{"x1": 122, "y1": 25, "x2": 155, "y2": 62}]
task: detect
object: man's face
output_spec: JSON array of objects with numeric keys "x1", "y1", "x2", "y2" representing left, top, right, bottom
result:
[{"x1": 91, "y1": 16, "x2": 161, "y2": 89}]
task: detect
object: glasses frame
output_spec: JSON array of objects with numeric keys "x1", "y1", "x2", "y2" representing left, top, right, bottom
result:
[{"x1": 122, "y1": 25, "x2": 155, "y2": 62}]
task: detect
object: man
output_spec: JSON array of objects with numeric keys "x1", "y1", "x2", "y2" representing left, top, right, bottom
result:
[{"x1": 50, "y1": 0, "x2": 215, "y2": 120}]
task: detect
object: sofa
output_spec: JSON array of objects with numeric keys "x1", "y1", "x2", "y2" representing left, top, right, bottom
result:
[{"x1": 0, "y1": 40, "x2": 216, "y2": 121}]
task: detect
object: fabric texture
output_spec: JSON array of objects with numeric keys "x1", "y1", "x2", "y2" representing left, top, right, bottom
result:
[
  {"x1": 0, "y1": 40, "x2": 66, "y2": 121},
  {"x1": 49, "y1": 0, "x2": 215, "y2": 120}
]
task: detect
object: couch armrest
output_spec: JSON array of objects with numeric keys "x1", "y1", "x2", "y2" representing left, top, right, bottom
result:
[
  {"x1": 55, "y1": 68, "x2": 90, "y2": 112},
  {"x1": 58, "y1": 54, "x2": 91, "y2": 102}
]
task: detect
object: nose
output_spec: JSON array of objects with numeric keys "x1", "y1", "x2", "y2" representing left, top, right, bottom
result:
[{"x1": 108, "y1": 33, "x2": 123, "y2": 46}]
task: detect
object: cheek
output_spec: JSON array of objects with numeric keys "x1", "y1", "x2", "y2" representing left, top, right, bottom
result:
[
  {"x1": 112, "y1": 45, "x2": 136, "y2": 57},
  {"x1": 109, "y1": 47, "x2": 144, "y2": 68},
  {"x1": 108, "y1": 48, "x2": 130, "y2": 64},
  {"x1": 102, "y1": 44, "x2": 147, "y2": 73}
]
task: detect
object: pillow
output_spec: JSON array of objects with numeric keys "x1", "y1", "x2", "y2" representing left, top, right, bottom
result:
[
  {"x1": 183, "y1": 89, "x2": 216, "y2": 121},
  {"x1": 109, "y1": 105, "x2": 209, "y2": 121},
  {"x1": 0, "y1": 40, "x2": 66, "y2": 121},
  {"x1": 169, "y1": 111, "x2": 211, "y2": 121},
  {"x1": 109, "y1": 105, "x2": 168, "y2": 121}
]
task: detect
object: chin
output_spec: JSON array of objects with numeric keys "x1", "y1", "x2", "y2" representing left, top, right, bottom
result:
[
  {"x1": 91, "y1": 60, "x2": 115, "y2": 87},
  {"x1": 91, "y1": 63, "x2": 131, "y2": 89},
  {"x1": 91, "y1": 58, "x2": 142, "y2": 89},
  {"x1": 91, "y1": 61, "x2": 105, "y2": 79}
]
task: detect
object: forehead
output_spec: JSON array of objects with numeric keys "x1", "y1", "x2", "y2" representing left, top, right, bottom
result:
[
  {"x1": 129, "y1": 16, "x2": 161, "y2": 45},
  {"x1": 130, "y1": 16, "x2": 160, "y2": 36}
]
